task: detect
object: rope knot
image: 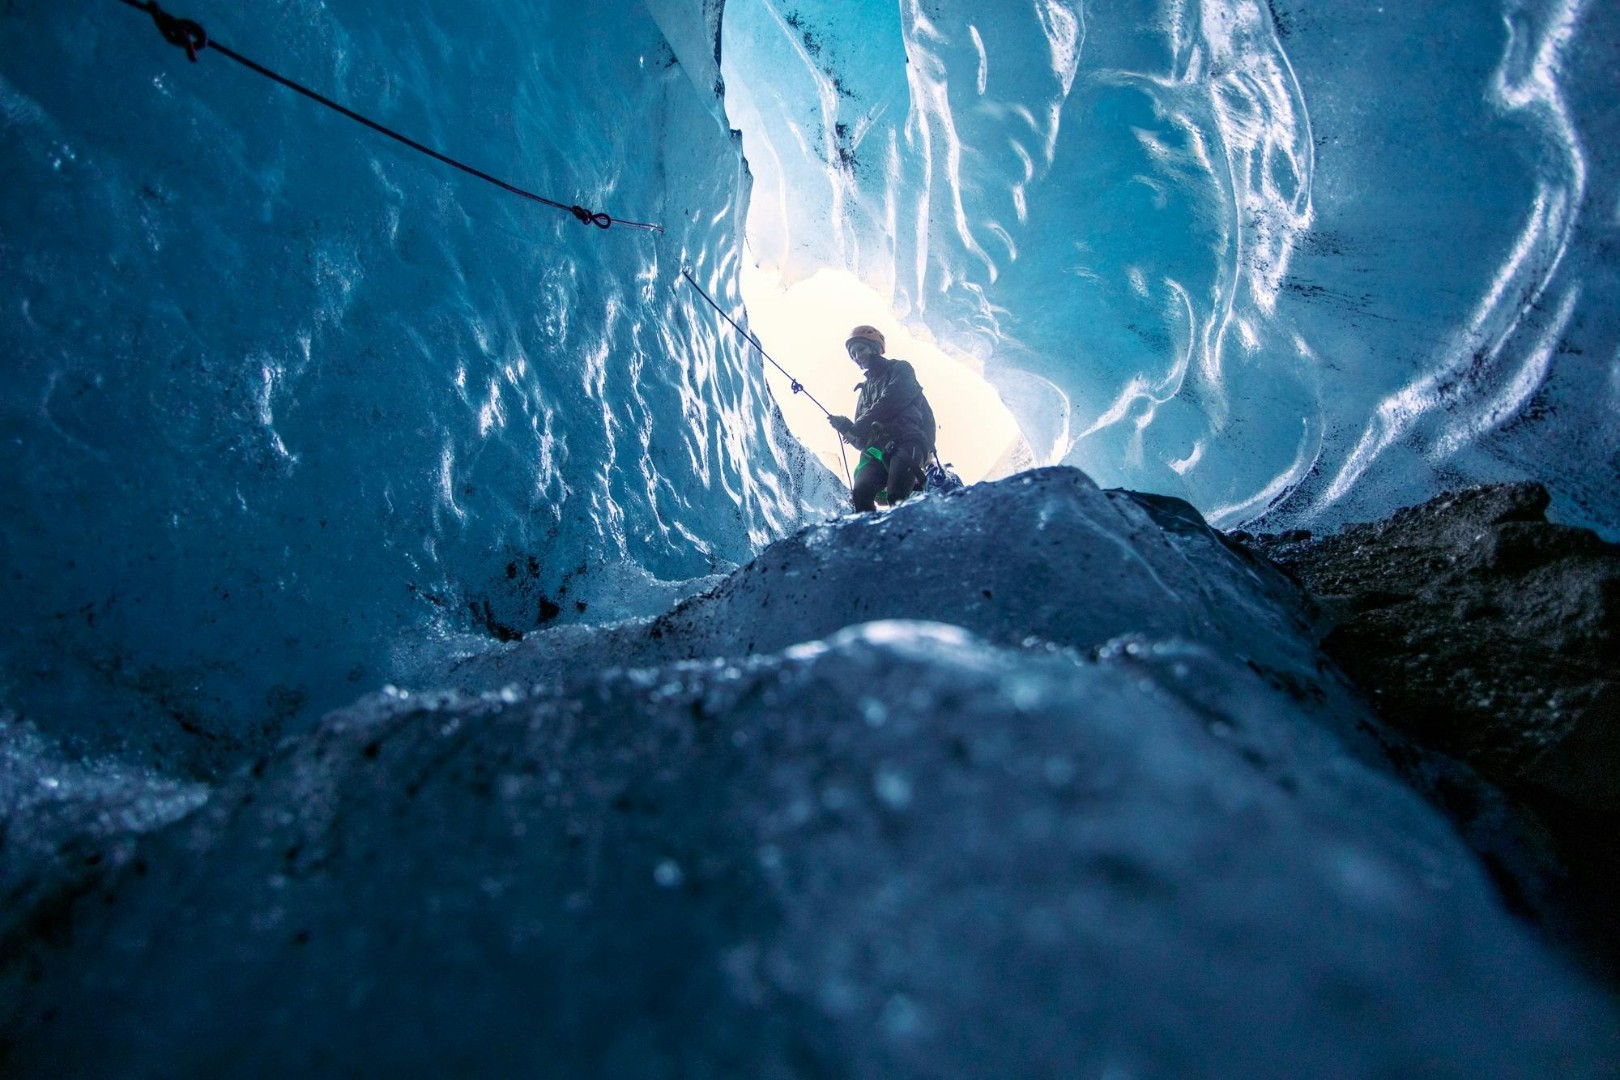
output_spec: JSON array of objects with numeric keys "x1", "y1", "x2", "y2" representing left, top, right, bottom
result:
[
  {"x1": 569, "y1": 205, "x2": 613, "y2": 229},
  {"x1": 144, "y1": 1, "x2": 207, "y2": 62},
  {"x1": 789, "y1": 379, "x2": 804, "y2": 395}
]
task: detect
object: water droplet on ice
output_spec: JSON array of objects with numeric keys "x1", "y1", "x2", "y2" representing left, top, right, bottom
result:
[
  {"x1": 859, "y1": 696, "x2": 888, "y2": 726},
  {"x1": 1009, "y1": 678, "x2": 1042, "y2": 711},
  {"x1": 880, "y1": 993, "x2": 923, "y2": 1038},
  {"x1": 874, "y1": 769, "x2": 912, "y2": 808}
]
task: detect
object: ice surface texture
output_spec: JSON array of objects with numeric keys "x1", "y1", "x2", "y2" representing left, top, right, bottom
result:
[
  {"x1": 441, "y1": 467, "x2": 1331, "y2": 694},
  {"x1": 723, "y1": 0, "x2": 1619, "y2": 531},
  {"x1": 3, "y1": 0, "x2": 1618, "y2": 760},
  {"x1": 0, "y1": 0, "x2": 839, "y2": 757},
  {"x1": 6, "y1": 469, "x2": 1617, "y2": 1078}
]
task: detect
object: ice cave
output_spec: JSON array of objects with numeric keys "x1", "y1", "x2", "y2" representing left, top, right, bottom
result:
[{"x1": 1, "y1": 0, "x2": 1617, "y2": 1076}]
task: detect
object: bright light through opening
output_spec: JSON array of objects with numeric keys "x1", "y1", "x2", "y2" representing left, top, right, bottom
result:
[{"x1": 738, "y1": 262, "x2": 1027, "y2": 485}]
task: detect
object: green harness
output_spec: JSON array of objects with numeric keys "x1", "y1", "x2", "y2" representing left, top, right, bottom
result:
[{"x1": 854, "y1": 445, "x2": 890, "y2": 502}]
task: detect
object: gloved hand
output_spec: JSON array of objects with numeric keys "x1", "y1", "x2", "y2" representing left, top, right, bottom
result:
[{"x1": 828, "y1": 415, "x2": 854, "y2": 435}]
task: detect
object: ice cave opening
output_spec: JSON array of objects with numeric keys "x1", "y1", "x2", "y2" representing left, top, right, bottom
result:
[
  {"x1": 736, "y1": 261, "x2": 1028, "y2": 483},
  {"x1": 0, "y1": 0, "x2": 1612, "y2": 765},
  {"x1": 714, "y1": 0, "x2": 1619, "y2": 539},
  {"x1": 718, "y1": 1, "x2": 1029, "y2": 487},
  {"x1": 4, "y1": 0, "x2": 1620, "y2": 1073}
]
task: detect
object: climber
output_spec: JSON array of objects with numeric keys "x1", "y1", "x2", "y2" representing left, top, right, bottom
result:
[{"x1": 827, "y1": 325, "x2": 937, "y2": 513}]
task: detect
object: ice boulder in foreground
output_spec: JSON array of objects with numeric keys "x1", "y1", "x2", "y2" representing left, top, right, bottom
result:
[
  {"x1": 438, "y1": 468, "x2": 1334, "y2": 699},
  {"x1": 4, "y1": 470, "x2": 1616, "y2": 1078}
]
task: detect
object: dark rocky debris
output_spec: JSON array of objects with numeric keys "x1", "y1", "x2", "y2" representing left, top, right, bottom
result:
[{"x1": 1234, "y1": 482, "x2": 1620, "y2": 978}]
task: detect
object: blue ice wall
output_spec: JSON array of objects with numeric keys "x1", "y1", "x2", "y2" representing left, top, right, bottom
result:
[
  {"x1": 3, "y1": 0, "x2": 1617, "y2": 764},
  {"x1": 722, "y1": 0, "x2": 1619, "y2": 531},
  {"x1": 0, "y1": 0, "x2": 836, "y2": 765}
]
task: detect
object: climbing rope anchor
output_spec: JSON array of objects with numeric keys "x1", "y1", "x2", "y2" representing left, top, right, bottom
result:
[
  {"x1": 142, "y1": 0, "x2": 207, "y2": 61},
  {"x1": 117, "y1": 0, "x2": 660, "y2": 233}
]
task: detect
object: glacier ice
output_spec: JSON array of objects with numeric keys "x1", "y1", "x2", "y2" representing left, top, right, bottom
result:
[
  {"x1": 723, "y1": 0, "x2": 1618, "y2": 530},
  {"x1": 2, "y1": 0, "x2": 1616, "y2": 750},
  {"x1": 7, "y1": 471, "x2": 1618, "y2": 1077},
  {"x1": 2, "y1": 0, "x2": 1619, "y2": 1073},
  {"x1": 0, "y1": 0, "x2": 838, "y2": 752}
]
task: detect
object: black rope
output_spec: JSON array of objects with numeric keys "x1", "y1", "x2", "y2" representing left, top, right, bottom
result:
[
  {"x1": 680, "y1": 269, "x2": 834, "y2": 414},
  {"x1": 680, "y1": 267, "x2": 852, "y2": 488},
  {"x1": 118, "y1": 0, "x2": 662, "y2": 233}
]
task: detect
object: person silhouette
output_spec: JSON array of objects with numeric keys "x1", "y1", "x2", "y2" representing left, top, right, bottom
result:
[{"x1": 827, "y1": 325, "x2": 937, "y2": 512}]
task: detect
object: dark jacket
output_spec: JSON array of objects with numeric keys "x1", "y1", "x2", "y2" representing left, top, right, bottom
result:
[{"x1": 849, "y1": 356, "x2": 935, "y2": 451}]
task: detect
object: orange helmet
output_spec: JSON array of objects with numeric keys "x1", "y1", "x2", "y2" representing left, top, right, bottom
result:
[{"x1": 846, "y1": 325, "x2": 886, "y2": 352}]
